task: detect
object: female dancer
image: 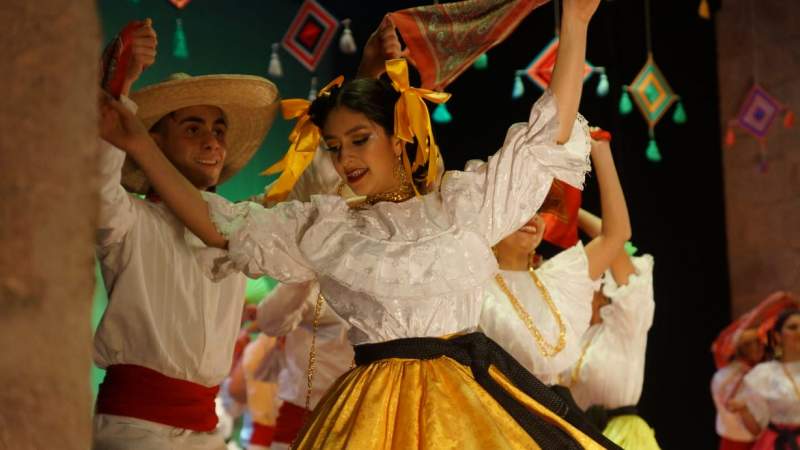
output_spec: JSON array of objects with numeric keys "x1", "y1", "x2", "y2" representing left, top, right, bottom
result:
[
  {"x1": 479, "y1": 134, "x2": 631, "y2": 385},
  {"x1": 731, "y1": 308, "x2": 800, "y2": 449},
  {"x1": 99, "y1": 2, "x2": 619, "y2": 447}
]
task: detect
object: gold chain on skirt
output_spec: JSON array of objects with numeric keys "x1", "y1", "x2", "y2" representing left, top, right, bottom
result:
[{"x1": 305, "y1": 293, "x2": 325, "y2": 410}]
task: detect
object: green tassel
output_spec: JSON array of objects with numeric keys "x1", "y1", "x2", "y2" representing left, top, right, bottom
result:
[
  {"x1": 672, "y1": 100, "x2": 687, "y2": 124},
  {"x1": 646, "y1": 138, "x2": 662, "y2": 162},
  {"x1": 432, "y1": 103, "x2": 452, "y2": 124},
  {"x1": 173, "y1": 18, "x2": 189, "y2": 59},
  {"x1": 596, "y1": 73, "x2": 609, "y2": 97},
  {"x1": 624, "y1": 241, "x2": 638, "y2": 256},
  {"x1": 619, "y1": 89, "x2": 633, "y2": 115},
  {"x1": 473, "y1": 53, "x2": 489, "y2": 70},
  {"x1": 512, "y1": 71, "x2": 525, "y2": 99}
]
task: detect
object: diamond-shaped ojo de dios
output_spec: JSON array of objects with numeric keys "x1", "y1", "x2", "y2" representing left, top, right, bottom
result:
[
  {"x1": 627, "y1": 54, "x2": 677, "y2": 128},
  {"x1": 526, "y1": 37, "x2": 594, "y2": 90}
]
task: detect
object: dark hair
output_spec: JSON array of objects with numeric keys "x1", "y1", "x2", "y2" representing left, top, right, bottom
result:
[
  {"x1": 308, "y1": 77, "x2": 435, "y2": 193},
  {"x1": 774, "y1": 308, "x2": 800, "y2": 334}
]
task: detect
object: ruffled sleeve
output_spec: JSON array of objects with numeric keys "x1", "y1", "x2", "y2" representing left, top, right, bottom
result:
[
  {"x1": 442, "y1": 90, "x2": 590, "y2": 245},
  {"x1": 740, "y1": 362, "x2": 773, "y2": 429},
  {"x1": 599, "y1": 254, "x2": 655, "y2": 336},
  {"x1": 479, "y1": 242, "x2": 594, "y2": 382},
  {"x1": 189, "y1": 192, "x2": 316, "y2": 283}
]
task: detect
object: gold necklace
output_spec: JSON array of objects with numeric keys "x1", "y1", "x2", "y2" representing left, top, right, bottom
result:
[
  {"x1": 305, "y1": 293, "x2": 325, "y2": 410},
  {"x1": 781, "y1": 362, "x2": 800, "y2": 401},
  {"x1": 494, "y1": 266, "x2": 566, "y2": 358},
  {"x1": 365, "y1": 182, "x2": 415, "y2": 205}
]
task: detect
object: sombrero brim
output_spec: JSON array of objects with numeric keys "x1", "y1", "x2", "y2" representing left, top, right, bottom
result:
[{"x1": 123, "y1": 74, "x2": 279, "y2": 194}]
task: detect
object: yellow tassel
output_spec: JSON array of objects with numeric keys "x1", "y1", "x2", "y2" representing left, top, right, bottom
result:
[{"x1": 698, "y1": 0, "x2": 711, "y2": 19}]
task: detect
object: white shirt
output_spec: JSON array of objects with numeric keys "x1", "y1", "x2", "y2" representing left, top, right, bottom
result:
[
  {"x1": 560, "y1": 255, "x2": 655, "y2": 410},
  {"x1": 740, "y1": 360, "x2": 800, "y2": 427},
  {"x1": 479, "y1": 243, "x2": 595, "y2": 385},
  {"x1": 257, "y1": 281, "x2": 353, "y2": 408},
  {"x1": 94, "y1": 102, "x2": 247, "y2": 386},
  {"x1": 194, "y1": 91, "x2": 590, "y2": 347},
  {"x1": 712, "y1": 360, "x2": 756, "y2": 441}
]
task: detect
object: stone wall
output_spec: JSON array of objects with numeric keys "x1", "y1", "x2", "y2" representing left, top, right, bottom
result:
[{"x1": 716, "y1": 0, "x2": 800, "y2": 317}]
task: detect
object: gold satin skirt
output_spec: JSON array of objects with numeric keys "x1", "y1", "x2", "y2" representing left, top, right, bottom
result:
[{"x1": 292, "y1": 355, "x2": 605, "y2": 449}]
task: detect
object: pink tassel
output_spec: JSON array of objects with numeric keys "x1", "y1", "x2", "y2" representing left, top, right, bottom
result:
[
  {"x1": 725, "y1": 127, "x2": 736, "y2": 148},
  {"x1": 784, "y1": 110, "x2": 795, "y2": 128}
]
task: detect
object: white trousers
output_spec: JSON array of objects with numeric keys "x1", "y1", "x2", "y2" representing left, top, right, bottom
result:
[{"x1": 92, "y1": 414, "x2": 227, "y2": 450}]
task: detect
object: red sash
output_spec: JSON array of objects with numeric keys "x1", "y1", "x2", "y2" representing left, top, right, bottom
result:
[{"x1": 96, "y1": 364, "x2": 219, "y2": 432}]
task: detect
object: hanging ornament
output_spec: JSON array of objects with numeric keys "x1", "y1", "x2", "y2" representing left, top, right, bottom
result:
[
  {"x1": 672, "y1": 100, "x2": 688, "y2": 124},
  {"x1": 432, "y1": 103, "x2": 453, "y2": 124},
  {"x1": 619, "y1": 0, "x2": 685, "y2": 162},
  {"x1": 784, "y1": 110, "x2": 795, "y2": 128},
  {"x1": 307, "y1": 76, "x2": 318, "y2": 101},
  {"x1": 698, "y1": 0, "x2": 711, "y2": 20},
  {"x1": 645, "y1": 137, "x2": 662, "y2": 162},
  {"x1": 619, "y1": 89, "x2": 633, "y2": 115},
  {"x1": 525, "y1": 37, "x2": 596, "y2": 93},
  {"x1": 168, "y1": 0, "x2": 191, "y2": 9},
  {"x1": 621, "y1": 54, "x2": 683, "y2": 162},
  {"x1": 724, "y1": 83, "x2": 794, "y2": 161},
  {"x1": 473, "y1": 53, "x2": 489, "y2": 70},
  {"x1": 268, "y1": 43, "x2": 283, "y2": 78},
  {"x1": 724, "y1": 126, "x2": 736, "y2": 148},
  {"x1": 512, "y1": 70, "x2": 525, "y2": 99},
  {"x1": 282, "y1": 0, "x2": 339, "y2": 71},
  {"x1": 596, "y1": 70, "x2": 610, "y2": 97},
  {"x1": 173, "y1": 18, "x2": 189, "y2": 59},
  {"x1": 339, "y1": 18, "x2": 357, "y2": 54}
]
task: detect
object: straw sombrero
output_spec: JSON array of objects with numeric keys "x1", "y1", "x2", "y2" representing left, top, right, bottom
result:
[{"x1": 123, "y1": 73, "x2": 280, "y2": 194}]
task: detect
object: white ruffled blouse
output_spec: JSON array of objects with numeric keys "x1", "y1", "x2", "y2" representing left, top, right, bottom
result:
[
  {"x1": 560, "y1": 255, "x2": 656, "y2": 410},
  {"x1": 196, "y1": 92, "x2": 590, "y2": 346},
  {"x1": 740, "y1": 360, "x2": 800, "y2": 427},
  {"x1": 712, "y1": 360, "x2": 756, "y2": 441},
  {"x1": 479, "y1": 243, "x2": 596, "y2": 385}
]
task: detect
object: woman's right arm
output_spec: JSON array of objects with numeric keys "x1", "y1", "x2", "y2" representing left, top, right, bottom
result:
[
  {"x1": 99, "y1": 95, "x2": 227, "y2": 248},
  {"x1": 578, "y1": 140, "x2": 632, "y2": 280}
]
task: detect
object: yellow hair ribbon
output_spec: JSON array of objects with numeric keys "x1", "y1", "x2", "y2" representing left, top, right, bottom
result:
[
  {"x1": 262, "y1": 76, "x2": 344, "y2": 203},
  {"x1": 385, "y1": 58, "x2": 450, "y2": 191}
]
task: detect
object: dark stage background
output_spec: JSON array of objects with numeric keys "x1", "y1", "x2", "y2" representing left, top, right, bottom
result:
[{"x1": 101, "y1": 1, "x2": 730, "y2": 446}]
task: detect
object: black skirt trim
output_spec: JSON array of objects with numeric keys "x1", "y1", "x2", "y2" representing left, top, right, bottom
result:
[{"x1": 354, "y1": 332, "x2": 621, "y2": 450}]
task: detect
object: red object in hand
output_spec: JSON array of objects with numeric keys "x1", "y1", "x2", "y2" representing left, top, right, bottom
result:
[
  {"x1": 540, "y1": 180, "x2": 582, "y2": 249},
  {"x1": 590, "y1": 129, "x2": 612, "y2": 142},
  {"x1": 101, "y1": 22, "x2": 139, "y2": 98}
]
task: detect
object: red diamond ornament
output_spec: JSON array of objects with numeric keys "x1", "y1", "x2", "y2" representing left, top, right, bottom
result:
[
  {"x1": 526, "y1": 37, "x2": 594, "y2": 90},
  {"x1": 282, "y1": 0, "x2": 339, "y2": 71}
]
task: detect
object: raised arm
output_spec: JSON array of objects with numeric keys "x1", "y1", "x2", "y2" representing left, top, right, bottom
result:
[
  {"x1": 356, "y1": 17, "x2": 404, "y2": 79},
  {"x1": 550, "y1": 0, "x2": 600, "y2": 143},
  {"x1": 97, "y1": 20, "x2": 158, "y2": 247},
  {"x1": 577, "y1": 208, "x2": 636, "y2": 284},
  {"x1": 99, "y1": 96, "x2": 228, "y2": 249},
  {"x1": 579, "y1": 139, "x2": 632, "y2": 280}
]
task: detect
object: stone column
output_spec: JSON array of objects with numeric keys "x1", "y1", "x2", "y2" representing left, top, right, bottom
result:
[{"x1": 0, "y1": 1, "x2": 99, "y2": 448}]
